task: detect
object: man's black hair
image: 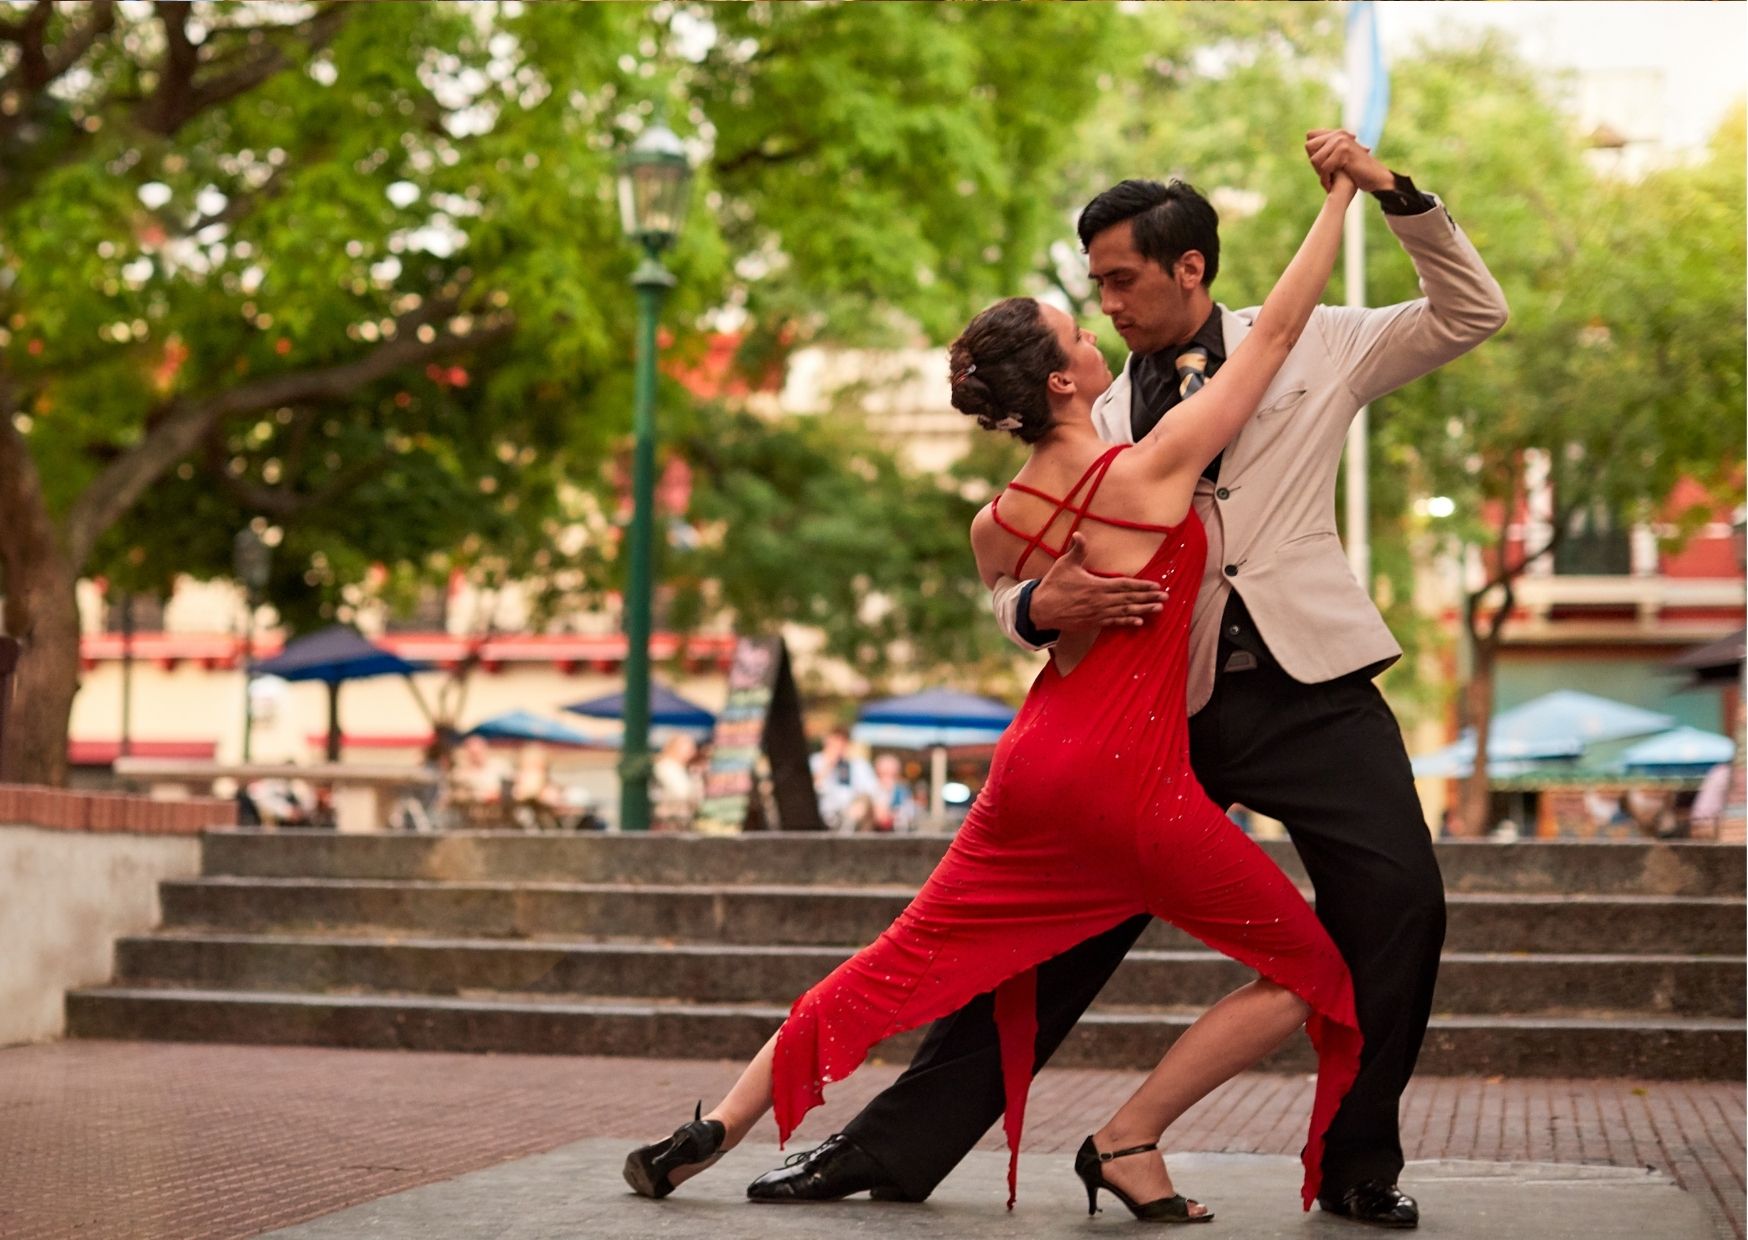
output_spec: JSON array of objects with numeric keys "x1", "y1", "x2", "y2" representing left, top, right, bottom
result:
[{"x1": 1077, "y1": 179, "x2": 1220, "y2": 287}]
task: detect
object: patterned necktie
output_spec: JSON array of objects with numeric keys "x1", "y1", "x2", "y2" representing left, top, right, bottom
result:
[{"x1": 1176, "y1": 346, "x2": 1210, "y2": 401}]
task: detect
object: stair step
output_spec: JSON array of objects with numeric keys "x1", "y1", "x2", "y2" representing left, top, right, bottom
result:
[
  {"x1": 114, "y1": 932, "x2": 1748, "y2": 1019},
  {"x1": 66, "y1": 985, "x2": 1746, "y2": 1079},
  {"x1": 199, "y1": 831, "x2": 1748, "y2": 896},
  {"x1": 157, "y1": 878, "x2": 1747, "y2": 956}
]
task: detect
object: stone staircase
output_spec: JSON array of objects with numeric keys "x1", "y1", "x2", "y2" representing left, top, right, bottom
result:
[{"x1": 67, "y1": 831, "x2": 1745, "y2": 1077}]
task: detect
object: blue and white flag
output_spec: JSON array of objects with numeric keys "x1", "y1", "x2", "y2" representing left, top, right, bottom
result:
[{"x1": 1344, "y1": 0, "x2": 1390, "y2": 149}]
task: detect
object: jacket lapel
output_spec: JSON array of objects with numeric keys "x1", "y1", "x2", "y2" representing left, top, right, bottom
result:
[{"x1": 1091, "y1": 354, "x2": 1136, "y2": 444}]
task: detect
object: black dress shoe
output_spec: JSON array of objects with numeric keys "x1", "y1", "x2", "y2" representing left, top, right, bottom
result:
[
  {"x1": 1318, "y1": 1180, "x2": 1420, "y2": 1229},
  {"x1": 746, "y1": 1133, "x2": 924, "y2": 1203}
]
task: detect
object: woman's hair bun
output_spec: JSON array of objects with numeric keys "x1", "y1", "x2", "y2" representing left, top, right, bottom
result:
[{"x1": 945, "y1": 298, "x2": 1067, "y2": 444}]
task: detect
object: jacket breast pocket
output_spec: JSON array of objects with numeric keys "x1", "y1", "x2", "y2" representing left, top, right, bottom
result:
[{"x1": 1252, "y1": 385, "x2": 1309, "y2": 420}]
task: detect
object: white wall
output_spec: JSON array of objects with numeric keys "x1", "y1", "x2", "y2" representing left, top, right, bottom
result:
[{"x1": 0, "y1": 826, "x2": 201, "y2": 1045}]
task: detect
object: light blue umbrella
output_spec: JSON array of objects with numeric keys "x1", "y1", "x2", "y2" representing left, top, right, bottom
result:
[
  {"x1": 1410, "y1": 738, "x2": 1581, "y2": 779},
  {"x1": 465, "y1": 709, "x2": 603, "y2": 748},
  {"x1": 1412, "y1": 690, "x2": 1677, "y2": 780},
  {"x1": 1619, "y1": 726, "x2": 1736, "y2": 775},
  {"x1": 1492, "y1": 690, "x2": 1675, "y2": 748}
]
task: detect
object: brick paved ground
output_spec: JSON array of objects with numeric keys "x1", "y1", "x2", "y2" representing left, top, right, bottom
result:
[{"x1": 1, "y1": 1041, "x2": 1740, "y2": 1240}]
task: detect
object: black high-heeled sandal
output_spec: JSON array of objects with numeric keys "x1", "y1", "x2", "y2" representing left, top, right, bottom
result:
[
  {"x1": 1073, "y1": 1135, "x2": 1214, "y2": 1224},
  {"x1": 623, "y1": 1102, "x2": 728, "y2": 1200}
]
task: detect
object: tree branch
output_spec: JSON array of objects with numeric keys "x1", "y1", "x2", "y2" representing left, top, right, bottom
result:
[
  {"x1": 0, "y1": 0, "x2": 114, "y2": 117},
  {"x1": 149, "y1": 1, "x2": 199, "y2": 137},
  {"x1": 64, "y1": 306, "x2": 514, "y2": 568},
  {"x1": 714, "y1": 138, "x2": 819, "y2": 178},
  {"x1": 141, "y1": 1, "x2": 347, "y2": 137},
  {"x1": 1467, "y1": 462, "x2": 1519, "y2": 648},
  {"x1": 8, "y1": 1, "x2": 52, "y2": 89},
  {"x1": 201, "y1": 425, "x2": 395, "y2": 522}
]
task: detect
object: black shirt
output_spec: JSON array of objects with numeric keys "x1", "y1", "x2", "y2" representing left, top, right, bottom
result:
[
  {"x1": 1129, "y1": 306, "x2": 1227, "y2": 469},
  {"x1": 1013, "y1": 175, "x2": 1440, "y2": 651}
]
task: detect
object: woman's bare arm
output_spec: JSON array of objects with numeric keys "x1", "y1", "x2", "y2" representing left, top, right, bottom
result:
[{"x1": 1132, "y1": 170, "x2": 1356, "y2": 481}]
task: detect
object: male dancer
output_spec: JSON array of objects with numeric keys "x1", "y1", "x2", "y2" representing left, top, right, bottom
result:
[{"x1": 746, "y1": 131, "x2": 1507, "y2": 1229}]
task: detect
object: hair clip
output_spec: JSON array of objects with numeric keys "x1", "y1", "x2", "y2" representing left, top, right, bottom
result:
[
  {"x1": 993, "y1": 416, "x2": 1022, "y2": 431},
  {"x1": 952, "y1": 362, "x2": 977, "y2": 385}
]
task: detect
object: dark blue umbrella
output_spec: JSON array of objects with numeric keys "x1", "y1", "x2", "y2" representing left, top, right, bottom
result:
[
  {"x1": 857, "y1": 690, "x2": 1015, "y2": 737},
  {"x1": 564, "y1": 682, "x2": 716, "y2": 732},
  {"x1": 253, "y1": 624, "x2": 430, "y2": 683},
  {"x1": 465, "y1": 709, "x2": 602, "y2": 747},
  {"x1": 252, "y1": 625, "x2": 432, "y2": 760}
]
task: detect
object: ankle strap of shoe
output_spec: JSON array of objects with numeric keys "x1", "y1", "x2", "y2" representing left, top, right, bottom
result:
[{"x1": 1098, "y1": 1141, "x2": 1160, "y2": 1162}]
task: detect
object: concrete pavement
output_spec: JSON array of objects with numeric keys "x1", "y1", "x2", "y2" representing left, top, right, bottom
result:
[
  {"x1": 263, "y1": 1140, "x2": 1715, "y2": 1240},
  {"x1": 1, "y1": 1042, "x2": 1739, "y2": 1240}
]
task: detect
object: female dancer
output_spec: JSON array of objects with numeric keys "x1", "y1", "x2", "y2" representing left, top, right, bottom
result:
[{"x1": 625, "y1": 167, "x2": 1362, "y2": 1223}]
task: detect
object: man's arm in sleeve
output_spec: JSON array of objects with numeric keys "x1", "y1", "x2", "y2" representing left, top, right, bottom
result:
[
  {"x1": 993, "y1": 576, "x2": 1058, "y2": 652},
  {"x1": 1304, "y1": 133, "x2": 1509, "y2": 407}
]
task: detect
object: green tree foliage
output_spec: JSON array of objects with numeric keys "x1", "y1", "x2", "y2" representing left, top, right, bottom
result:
[
  {"x1": 1365, "y1": 42, "x2": 1745, "y2": 830},
  {"x1": 3, "y1": 4, "x2": 1739, "y2": 792},
  {"x1": 0, "y1": 0, "x2": 1123, "y2": 781},
  {"x1": 658, "y1": 373, "x2": 1045, "y2": 695}
]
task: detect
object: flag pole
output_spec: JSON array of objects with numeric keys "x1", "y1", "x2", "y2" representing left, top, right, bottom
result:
[
  {"x1": 1344, "y1": 201, "x2": 1370, "y2": 587},
  {"x1": 1342, "y1": 0, "x2": 1387, "y2": 589}
]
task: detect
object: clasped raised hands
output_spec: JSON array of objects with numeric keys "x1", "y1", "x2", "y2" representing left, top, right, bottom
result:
[{"x1": 1305, "y1": 128, "x2": 1390, "y2": 194}]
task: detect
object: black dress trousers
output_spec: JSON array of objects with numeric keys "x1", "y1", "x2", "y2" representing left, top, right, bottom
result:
[{"x1": 842, "y1": 642, "x2": 1446, "y2": 1200}]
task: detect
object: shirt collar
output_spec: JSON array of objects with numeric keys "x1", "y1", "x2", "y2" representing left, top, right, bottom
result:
[{"x1": 1142, "y1": 305, "x2": 1226, "y2": 366}]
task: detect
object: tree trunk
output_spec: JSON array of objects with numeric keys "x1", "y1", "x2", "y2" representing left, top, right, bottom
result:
[
  {"x1": 0, "y1": 408, "x2": 81, "y2": 786},
  {"x1": 0, "y1": 551, "x2": 80, "y2": 787},
  {"x1": 1457, "y1": 637, "x2": 1498, "y2": 837}
]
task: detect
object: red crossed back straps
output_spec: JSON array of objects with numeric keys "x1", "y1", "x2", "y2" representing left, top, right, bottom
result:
[{"x1": 988, "y1": 444, "x2": 1178, "y2": 580}]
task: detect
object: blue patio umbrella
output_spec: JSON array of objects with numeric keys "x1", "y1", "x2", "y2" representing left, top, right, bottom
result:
[
  {"x1": 855, "y1": 690, "x2": 1015, "y2": 742},
  {"x1": 1412, "y1": 690, "x2": 1678, "y2": 780},
  {"x1": 251, "y1": 625, "x2": 433, "y2": 761},
  {"x1": 855, "y1": 690, "x2": 1017, "y2": 818},
  {"x1": 1410, "y1": 737, "x2": 1581, "y2": 780},
  {"x1": 1619, "y1": 726, "x2": 1736, "y2": 776},
  {"x1": 1492, "y1": 690, "x2": 1675, "y2": 748},
  {"x1": 465, "y1": 709, "x2": 603, "y2": 748},
  {"x1": 850, "y1": 723, "x2": 1014, "y2": 750},
  {"x1": 564, "y1": 682, "x2": 716, "y2": 734}
]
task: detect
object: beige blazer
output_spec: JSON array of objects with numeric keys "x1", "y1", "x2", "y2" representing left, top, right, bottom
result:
[{"x1": 992, "y1": 199, "x2": 1508, "y2": 714}]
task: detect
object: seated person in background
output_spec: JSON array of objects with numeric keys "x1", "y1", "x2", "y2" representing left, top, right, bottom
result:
[
  {"x1": 872, "y1": 753, "x2": 919, "y2": 833},
  {"x1": 450, "y1": 735, "x2": 511, "y2": 826},
  {"x1": 810, "y1": 728, "x2": 880, "y2": 832},
  {"x1": 512, "y1": 742, "x2": 564, "y2": 829},
  {"x1": 245, "y1": 770, "x2": 318, "y2": 828},
  {"x1": 452, "y1": 736, "x2": 509, "y2": 802},
  {"x1": 652, "y1": 734, "x2": 703, "y2": 830}
]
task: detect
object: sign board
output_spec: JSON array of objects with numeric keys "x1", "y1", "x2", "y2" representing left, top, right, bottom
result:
[{"x1": 695, "y1": 636, "x2": 823, "y2": 832}]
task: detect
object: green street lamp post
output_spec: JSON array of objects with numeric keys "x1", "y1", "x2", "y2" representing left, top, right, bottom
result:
[{"x1": 616, "y1": 119, "x2": 693, "y2": 832}]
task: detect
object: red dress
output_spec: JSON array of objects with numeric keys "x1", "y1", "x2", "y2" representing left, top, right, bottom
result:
[{"x1": 772, "y1": 445, "x2": 1361, "y2": 1209}]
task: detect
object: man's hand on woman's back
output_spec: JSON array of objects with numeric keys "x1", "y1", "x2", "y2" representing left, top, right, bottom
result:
[{"x1": 1028, "y1": 533, "x2": 1168, "y2": 633}]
